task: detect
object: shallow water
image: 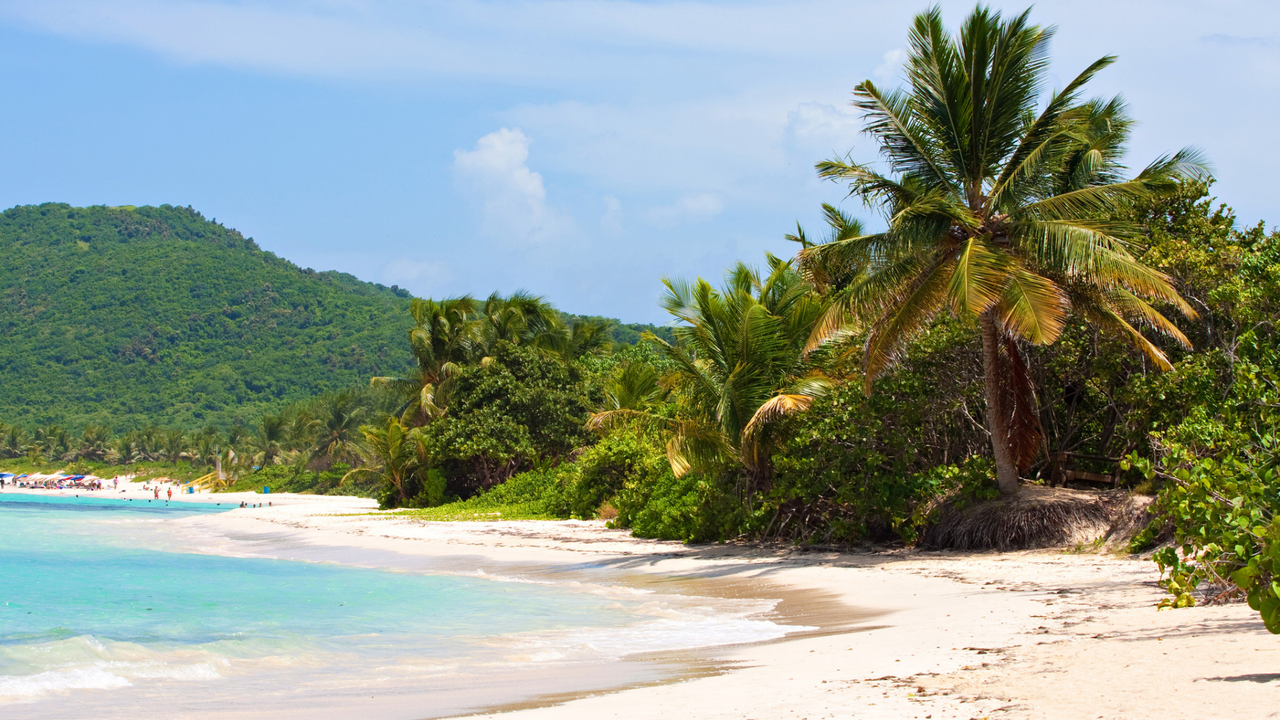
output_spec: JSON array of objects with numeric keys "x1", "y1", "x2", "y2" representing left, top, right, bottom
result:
[{"x1": 0, "y1": 493, "x2": 792, "y2": 718}]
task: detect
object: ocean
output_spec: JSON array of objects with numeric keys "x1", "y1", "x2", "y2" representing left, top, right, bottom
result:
[{"x1": 0, "y1": 493, "x2": 791, "y2": 718}]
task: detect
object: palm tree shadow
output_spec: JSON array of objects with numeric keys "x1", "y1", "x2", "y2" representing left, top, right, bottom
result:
[{"x1": 1200, "y1": 673, "x2": 1280, "y2": 683}]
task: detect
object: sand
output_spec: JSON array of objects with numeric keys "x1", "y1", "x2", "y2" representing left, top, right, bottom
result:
[{"x1": 7, "y1": 487, "x2": 1277, "y2": 718}]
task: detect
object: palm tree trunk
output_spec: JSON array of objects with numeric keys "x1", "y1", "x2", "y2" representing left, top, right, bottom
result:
[{"x1": 980, "y1": 311, "x2": 1021, "y2": 495}]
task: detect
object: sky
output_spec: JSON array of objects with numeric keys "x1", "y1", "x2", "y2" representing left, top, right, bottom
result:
[{"x1": 0, "y1": 0, "x2": 1275, "y2": 323}]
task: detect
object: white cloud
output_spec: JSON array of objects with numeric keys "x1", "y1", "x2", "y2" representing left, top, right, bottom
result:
[
  {"x1": 872, "y1": 48, "x2": 906, "y2": 84},
  {"x1": 0, "y1": 0, "x2": 904, "y2": 83},
  {"x1": 601, "y1": 195, "x2": 622, "y2": 234},
  {"x1": 452, "y1": 128, "x2": 573, "y2": 244},
  {"x1": 645, "y1": 193, "x2": 724, "y2": 227},
  {"x1": 784, "y1": 101, "x2": 861, "y2": 159}
]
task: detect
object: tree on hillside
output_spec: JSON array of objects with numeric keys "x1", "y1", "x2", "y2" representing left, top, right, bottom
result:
[
  {"x1": 801, "y1": 5, "x2": 1207, "y2": 494},
  {"x1": 592, "y1": 256, "x2": 831, "y2": 497}
]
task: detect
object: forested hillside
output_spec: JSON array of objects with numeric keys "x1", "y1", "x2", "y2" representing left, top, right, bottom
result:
[{"x1": 0, "y1": 203, "x2": 415, "y2": 430}]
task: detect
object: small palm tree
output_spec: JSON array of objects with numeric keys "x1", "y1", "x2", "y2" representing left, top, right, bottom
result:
[
  {"x1": 801, "y1": 6, "x2": 1207, "y2": 494},
  {"x1": 592, "y1": 256, "x2": 830, "y2": 494},
  {"x1": 565, "y1": 318, "x2": 614, "y2": 359},
  {"x1": 79, "y1": 425, "x2": 113, "y2": 462},
  {"x1": 310, "y1": 390, "x2": 368, "y2": 467},
  {"x1": 255, "y1": 415, "x2": 287, "y2": 466},
  {"x1": 345, "y1": 417, "x2": 430, "y2": 507}
]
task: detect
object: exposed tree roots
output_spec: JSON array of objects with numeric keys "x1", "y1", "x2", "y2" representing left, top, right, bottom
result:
[{"x1": 923, "y1": 487, "x2": 1155, "y2": 551}]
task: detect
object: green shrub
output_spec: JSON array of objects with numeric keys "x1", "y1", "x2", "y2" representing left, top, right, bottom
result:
[
  {"x1": 612, "y1": 468, "x2": 741, "y2": 543},
  {"x1": 231, "y1": 462, "x2": 380, "y2": 497},
  {"x1": 399, "y1": 465, "x2": 573, "y2": 521},
  {"x1": 565, "y1": 433, "x2": 663, "y2": 519}
]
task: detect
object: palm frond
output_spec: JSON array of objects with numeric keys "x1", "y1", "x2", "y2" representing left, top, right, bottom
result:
[
  {"x1": 994, "y1": 268, "x2": 1068, "y2": 344},
  {"x1": 947, "y1": 235, "x2": 1009, "y2": 316}
]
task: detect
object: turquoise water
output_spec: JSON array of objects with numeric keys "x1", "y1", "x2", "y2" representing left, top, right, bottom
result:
[{"x1": 0, "y1": 494, "x2": 790, "y2": 718}]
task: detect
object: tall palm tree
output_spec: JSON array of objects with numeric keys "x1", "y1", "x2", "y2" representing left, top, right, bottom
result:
[
  {"x1": 161, "y1": 429, "x2": 187, "y2": 464},
  {"x1": 476, "y1": 291, "x2": 566, "y2": 357},
  {"x1": 33, "y1": 425, "x2": 71, "y2": 462},
  {"x1": 801, "y1": 6, "x2": 1207, "y2": 495},
  {"x1": 372, "y1": 296, "x2": 479, "y2": 423},
  {"x1": 592, "y1": 256, "x2": 830, "y2": 494}
]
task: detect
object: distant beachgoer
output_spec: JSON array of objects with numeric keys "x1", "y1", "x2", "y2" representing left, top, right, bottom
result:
[
  {"x1": 167, "y1": 488, "x2": 172, "y2": 501},
  {"x1": 154, "y1": 488, "x2": 159, "y2": 500}
]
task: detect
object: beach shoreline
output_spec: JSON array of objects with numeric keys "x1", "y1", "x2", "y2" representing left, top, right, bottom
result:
[
  {"x1": 8, "y1": 488, "x2": 1276, "y2": 718},
  {"x1": 174, "y1": 494, "x2": 1280, "y2": 719}
]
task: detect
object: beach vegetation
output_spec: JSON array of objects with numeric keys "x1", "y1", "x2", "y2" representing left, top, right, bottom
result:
[{"x1": 5, "y1": 1, "x2": 1280, "y2": 632}]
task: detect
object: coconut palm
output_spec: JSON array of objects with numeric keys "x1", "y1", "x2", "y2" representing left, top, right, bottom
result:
[
  {"x1": 476, "y1": 291, "x2": 566, "y2": 357},
  {"x1": 35, "y1": 426, "x2": 73, "y2": 462},
  {"x1": 565, "y1": 318, "x2": 614, "y2": 359},
  {"x1": 255, "y1": 414, "x2": 287, "y2": 466},
  {"x1": 592, "y1": 256, "x2": 830, "y2": 494},
  {"x1": 372, "y1": 296, "x2": 478, "y2": 423},
  {"x1": 161, "y1": 429, "x2": 187, "y2": 464},
  {"x1": 309, "y1": 389, "x2": 368, "y2": 467},
  {"x1": 79, "y1": 425, "x2": 113, "y2": 462},
  {"x1": 599, "y1": 361, "x2": 667, "y2": 412},
  {"x1": 345, "y1": 417, "x2": 430, "y2": 507},
  {"x1": 801, "y1": 6, "x2": 1208, "y2": 495},
  {"x1": 114, "y1": 432, "x2": 143, "y2": 467}
]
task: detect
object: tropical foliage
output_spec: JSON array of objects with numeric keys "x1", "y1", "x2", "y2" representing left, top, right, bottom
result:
[
  {"x1": 5, "y1": 5, "x2": 1279, "y2": 633},
  {"x1": 800, "y1": 7, "x2": 1206, "y2": 494}
]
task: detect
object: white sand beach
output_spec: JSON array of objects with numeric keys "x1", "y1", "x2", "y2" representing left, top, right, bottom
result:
[{"x1": 82, "y1": 493, "x2": 1269, "y2": 720}]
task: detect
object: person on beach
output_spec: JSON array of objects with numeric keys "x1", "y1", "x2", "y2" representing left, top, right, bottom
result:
[{"x1": 167, "y1": 487, "x2": 172, "y2": 501}]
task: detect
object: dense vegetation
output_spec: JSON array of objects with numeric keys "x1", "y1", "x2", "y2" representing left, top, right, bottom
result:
[
  {"x1": 0, "y1": 203, "x2": 414, "y2": 430},
  {"x1": 4, "y1": 7, "x2": 1277, "y2": 632}
]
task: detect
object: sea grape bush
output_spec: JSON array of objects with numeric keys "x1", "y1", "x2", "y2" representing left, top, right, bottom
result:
[
  {"x1": 1131, "y1": 325, "x2": 1280, "y2": 632},
  {"x1": 1135, "y1": 454, "x2": 1280, "y2": 633}
]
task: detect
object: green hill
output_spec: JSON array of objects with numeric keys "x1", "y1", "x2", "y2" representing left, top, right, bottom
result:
[{"x1": 0, "y1": 203, "x2": 414, "y2": 431}]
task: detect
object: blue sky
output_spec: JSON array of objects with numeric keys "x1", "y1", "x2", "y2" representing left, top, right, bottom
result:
[{"x1": 0, "y1": 1, "x2": 1274, "y2": 323}]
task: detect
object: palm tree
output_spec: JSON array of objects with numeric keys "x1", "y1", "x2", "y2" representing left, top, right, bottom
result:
[
  {"x1": 801, "y1": 6, "x2": 1207, "y2": 495},
  {"x1": 592, "y1": 256, "x2": 830, "y2": 495},
  {"x1": 310, "y1": 390, "x2": 368, "y2": 467},
  {"x1": 79, "y1": 425, "x2": 113, "y2": 462},
  {"x1": 565, "y1": 318, "x2": 614, "y2": 359},
  {"x1": 255, "y1": 414, "x2": 287, "y2": 466},
  {"x1": 133, "y1": 426, "x2": 161, "y2": 461},
  {"x1": 35, "y1": 425, "x2": 72, "y2": 462},
  {"x1": 345, "y1": 417, "x2": 430, "y2": 507},
  {"x1": 600, "y1": 361, "x2": 667, "y2": 412},
  {"x1": 114, "y1": 432, "x2": 143, "y2": 467},
  {"x1": 161, "y1": 429, "x2": 187, "y2": 464},
  {"x1": 476, "y1": 291, "x2": 566, "y2": 357},
  {"x1": 372, "y1": 296, "x2": 478, "y2": 423}
]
